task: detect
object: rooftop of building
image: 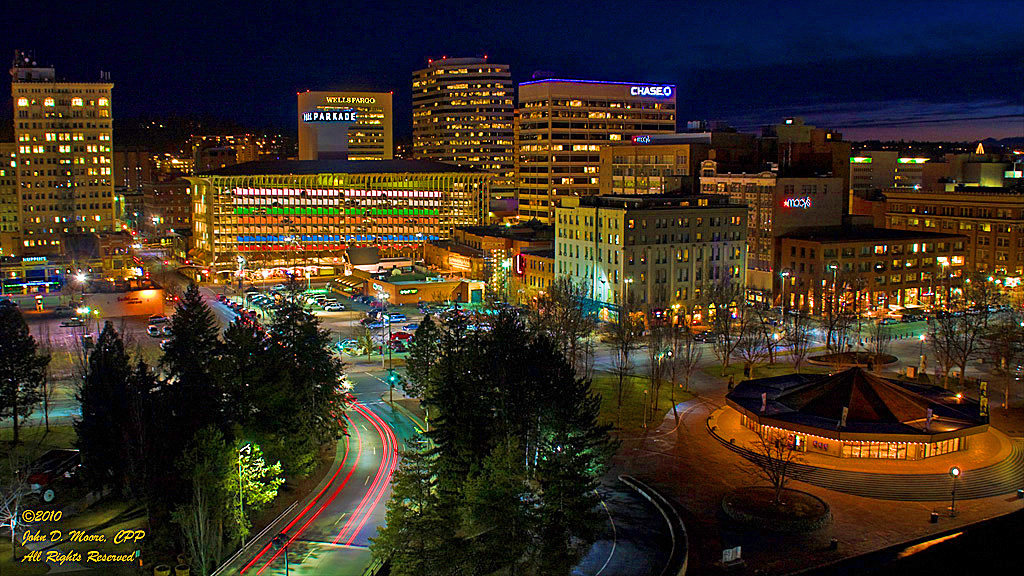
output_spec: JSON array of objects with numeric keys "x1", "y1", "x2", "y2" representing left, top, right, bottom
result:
[
  {"x1": 570, "y1": 194, "x2": 747, "y2": 211},
  {"x1": 199, "y1": 159, "x2": 482, "y2": 177},
  {"x1": 520, "y1": 246, "x2": 555, "y2": 259},
  {"x1": 727, "y1": 367, "x2": 985, "y2": 438},
  {"x1": 779, "y1": 226, "x2": 965, "y2": 243},
  {"x1": 429, "y1": 240, "x2": 484, "y2": 259},
  {"x1": 884, "y1": 184, "x2": 1024, "y2": 197},
  {"x1": 457, "y1": 220, "x2": 553, "y2": 240},
  {"x1": 519, "y1": 78, "x2": 675, "y2": 88}
]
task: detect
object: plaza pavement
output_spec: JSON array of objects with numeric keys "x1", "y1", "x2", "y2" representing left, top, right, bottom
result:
[{"x1": 611, "y1": 362, "x2": 1024, "y2": 575}]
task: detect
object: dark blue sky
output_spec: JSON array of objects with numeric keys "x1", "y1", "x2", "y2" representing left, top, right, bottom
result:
[{"x1": 5, "y1": 0, "x2": 1023, "y2": 141}]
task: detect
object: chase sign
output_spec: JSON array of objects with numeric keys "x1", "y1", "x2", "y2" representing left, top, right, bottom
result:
[{"x1": 630, "y1": 85, "x2": 673, "y2": 98}]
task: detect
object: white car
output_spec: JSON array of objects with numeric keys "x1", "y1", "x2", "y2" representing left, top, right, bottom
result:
[{"x1": 324, "y1": 303, "x2": 345, "y2": 311}]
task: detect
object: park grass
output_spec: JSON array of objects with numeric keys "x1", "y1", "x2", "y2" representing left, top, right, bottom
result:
[
  {"x1": 0, "y1": 423, "x2": 76, "y2": 478},
  {"x1": 590, "y1": 372, "x2": 694, "y2": 433},
  {"x1": 702, "y1": 361, "x2": 832, "y2": 382}
]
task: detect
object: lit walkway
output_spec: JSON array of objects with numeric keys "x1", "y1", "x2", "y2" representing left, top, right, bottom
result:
[{"x1": 708, "y1": 408, "x2": 1024, "y2": 501}]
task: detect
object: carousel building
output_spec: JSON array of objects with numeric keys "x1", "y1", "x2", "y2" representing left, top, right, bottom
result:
[{"x1": 726, "y1": 368, "x2": 988, "y2": 460}]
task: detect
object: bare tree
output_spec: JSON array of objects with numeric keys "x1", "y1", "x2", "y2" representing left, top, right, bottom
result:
[
  {"x1": 39, "y1": 326, "x2": 57, "y2": 433},
  {"x1": 604, "y1": 293, "x2": 642, "y2": 418},
  {"x1": 645, "y1": 319, "x2": 669, "y2": 415},
  {"x1": 530, "y1": 277, "x2": 596, "y2": 377},
  {"x1": 1, "y1": 452, "x2": 34, "y2": 560},
  {"x1": 784, "y1": 311, "x2": 813, "y2": 373},
  {"x1": 929, "y1": 276, "x2": 997, "y2": 388},
  {"x1": 668, "y1": 315, "x2": 703, "y2": 400},
  {"x1": 706, "y1": 281, "x2": 744, "y2": 374},
  {"x1": 734, "y1": 309, "x2": 768, "y2": 378},
  {"x1": 822, "y1": 272, "x2": 859, "y2": 361},
  {"x1": 865, "y1": 319, "x2": 892, "y2": 369},
  {"x1": 746, "y1": 431, "x2": 803, "y2": 506},
  {"x1": 983, "y1": 310, "x2": 1024, "y2": 408}
]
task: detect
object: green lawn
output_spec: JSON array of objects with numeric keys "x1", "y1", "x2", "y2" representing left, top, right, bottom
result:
[
  {"x1": 702, "y1": 360, "x2": 832, "y2": 381},
  {"x1": 590, "y1": 373, "x2": 693, "y2": 433},
  {"x1": 0, "y1": 423, "x2": 76, "y2": 478}
]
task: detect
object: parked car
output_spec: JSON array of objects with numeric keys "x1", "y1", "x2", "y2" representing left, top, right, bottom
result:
[
  {"x1": 389, "y1": 340, "x2": 409, "y2": 353},
  {"x1": 403, "y1": 323, "x2": 420, "y2": 331},
  {"x1": 324, "y1": 303, "x2": 345, "y2": 311},
  {"x1": 367, "y1": 321, "x2": 387, "y2": 329},
  {"x1": 693, "y1": 331, "x2": 718, "y2": 343},
  {"x1": 217, "y1": 294, "x2": 227, "y2": 302},
  {"x1": 60, "y1": 317, "x2": 85, "y2": 327},
  {"x1": 162, "y1": 325, "x2": 173, "y2": 336},
  {"x1": 271, "y1": 284, "x2": 286, "y2": 292},
  {"x1": 24, "y1": 449, "x2": 81, "y2": 503},
  {"x1": 901, "y1": 313, "x2": 925, "y2": 323},
  {"x1": 148, "y1": 314, "x2": 169, "y2": 325},
  {"x1": 160, "y1": 339, "x2": 170, "y2": 351},
  {"x1": 388, "y1": 313, "x2": 407, "y2": 323},
  {"x1": 390, "y1": 331, "x2": 414, "y2": 342},
  {"x1": 53, "y1": 305, "x2": 74, "y2": 318},
  {"x1": 879, "y1": 317, "x2": 899, "y2": 325},
  {"x1": 147, "y1": 325, "x2": 162, "y2": 337}
]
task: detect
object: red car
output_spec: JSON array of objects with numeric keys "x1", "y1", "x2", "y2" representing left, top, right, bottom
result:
[
  {"x1": 389, "y1": 331, "x2": 413, "y2": 342},
  {"x1": 24, "y1": 449, "x2": 81, "y2": 503}
]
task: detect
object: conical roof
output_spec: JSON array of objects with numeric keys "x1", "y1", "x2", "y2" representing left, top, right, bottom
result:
[{"x1": 777, "y1": 367, "x2": 934, "y2": 425}]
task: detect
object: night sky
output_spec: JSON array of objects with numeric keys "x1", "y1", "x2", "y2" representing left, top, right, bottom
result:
[{"x1": 4, "y1": 0, "x2": 1023, "y2": 142}]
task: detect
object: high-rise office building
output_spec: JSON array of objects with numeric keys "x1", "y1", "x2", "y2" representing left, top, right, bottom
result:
[
  {"x1": 10, "y1": 51, "x2": 115, "y2": 256},
  {"x1": 297, "y1": 91, "x2": 393, "y2": 161},
  {"x1": 517, "y1": 79, "x2": 676, "y2": 223},
  {"x1": 412, "y1": 57, "x2": 514, "y2": 198}
]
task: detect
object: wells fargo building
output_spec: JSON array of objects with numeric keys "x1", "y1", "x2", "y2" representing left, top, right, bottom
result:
[
  {"x1": 297, "y1": 91, "x2": 393, "y2": 161},
  {"x1": 186, "y1": 160, "x2": 489, "y2": 277}
]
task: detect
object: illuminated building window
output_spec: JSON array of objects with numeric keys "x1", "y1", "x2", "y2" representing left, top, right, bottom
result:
[
  {"x1": 17, "y1": 97, "x2": 28, "y2": 106},
  {"x1": 44, "y1": 98, "x2": 55, "y2": 107},
  {"x1": 98, "y1": 98, "x2": 109, "y2": 106},
  {"x1": 72, "y1": 97, "x2": 83, "y2": 106}
]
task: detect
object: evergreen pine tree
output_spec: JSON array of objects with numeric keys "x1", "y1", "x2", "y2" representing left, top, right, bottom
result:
[
  {"x1": 371, "y1": 448, "x2": 455, "y2": 576},
  {"x1": 404, "y1": 314, "x2": 440, "y2": 398},
  {"x1": 76, "y1": 321, "x2": 133, "y2": 491},
  {"x1": 162, "y1": 284, "x2": 223, "y2": 436},
  {"x1": 266, "y1": 296, "x2": 346, "y2": 476},
  {"x1": 0, "y1": 300, "x2": 49, "y2": 444}
]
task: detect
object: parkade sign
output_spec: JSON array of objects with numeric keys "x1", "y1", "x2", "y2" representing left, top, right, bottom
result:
[
  {"x1": 630, "y1": 85, "x2": 673, "y2": 98},
  {"x1": 303, "y1": 109, "x2": 358, "y2": 123}
]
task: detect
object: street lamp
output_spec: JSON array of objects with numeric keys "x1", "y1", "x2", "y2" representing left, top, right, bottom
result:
[
  {"x1": 271, "y1": 532, "x2": 290, "y2": 575},
  {"x1": 948, "y1": 466, "x2": 961, "y2": 517},
  {"x1": 780, "y1": 269, "x2": 792, "y2": 320},
  {"x1": 238, "y1": 443, "x2": 251, "y2": 546}
]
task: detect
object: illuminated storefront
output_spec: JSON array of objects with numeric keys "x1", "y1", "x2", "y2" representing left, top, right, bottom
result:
[
  {"x1": 186, "y1": 159, "x2": 490, "y2": 278},
  {"x1": 727, "y1": 368, "x2": 987, "y2": 461}
]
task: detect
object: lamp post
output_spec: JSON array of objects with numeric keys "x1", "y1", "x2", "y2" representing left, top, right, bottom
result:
[
  {"x1": 948, "y1": 466, "x2": 961, "y2": 517},
  {"x1": 238, "y1": 443, "x2": 251, "y2": 547},
  {"x1": 828, "y1": 262, "x2": 839, "y2": 317},
  {"x1": 271, "y1": 533, "x2": 290, "y2": 575},
  {"x1": 780, "y1": 269, "x2": 792, "y2": 322}
]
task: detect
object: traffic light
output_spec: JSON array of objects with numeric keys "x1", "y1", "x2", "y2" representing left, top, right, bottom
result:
[{"x1": 387, "y1": 369, "x2": 399, "y2": 386}]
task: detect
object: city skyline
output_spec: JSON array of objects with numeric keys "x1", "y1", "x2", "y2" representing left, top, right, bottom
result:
[{"x1": 2, "y1": 0, "x2": 1021, "y2": 142}]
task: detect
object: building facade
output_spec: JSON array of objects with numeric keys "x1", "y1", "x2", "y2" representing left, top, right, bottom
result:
[
  {"x1": 517, "y1": 79, "x2": 676, "y2": 223},
  {"x1": 0, "y1": 143, "x2": 20, "y2": 256},
  {"x1": 185, "y1": 159, "x2": 489, "y2": 279},
  {"x1": 776, "y1": 226, "x2": 967, "y2": 314},
  {"x1": 11, "y1": 54, "x2": 115, "y2": 256},
  {"x1": 412, "y1": 57, "x2": 514, "y2": 198},
  {"x1": 143, "y1": 180, "x2": 191, "y2": 238},
  {"x1": 297, "y1": 91, "x2": 393, "y2": 161},
  {"x1": 423, "y1": 223, "x2": 553, "y2": 294},
  {"x1": 884, "y1": 186, "x2": 1024, "y2": 278},
  {"x1": 699, "y1": 161, "x2": 844, "y2": 305},
  {"x1": 512, "y1": 247, "x2": 555, "y2": 304},
  {"x1": 555, "y1": 195, "x2": 747, "y2": 322}
]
